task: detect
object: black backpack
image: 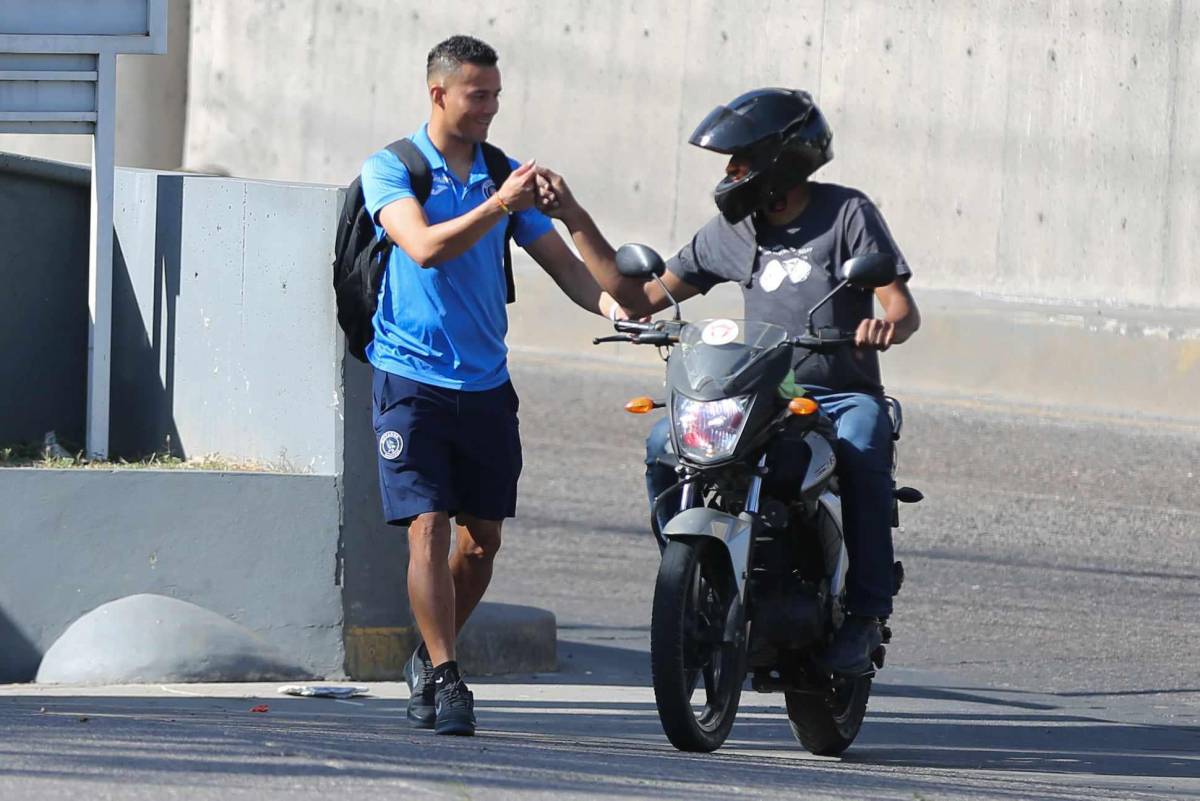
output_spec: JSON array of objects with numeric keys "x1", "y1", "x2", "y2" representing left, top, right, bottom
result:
[{"x1": 332, "y1": 138, "x2": 518, "y2": 363}]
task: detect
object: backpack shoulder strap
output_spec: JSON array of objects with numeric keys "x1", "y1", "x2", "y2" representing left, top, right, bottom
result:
[
  {"x1": 385, "y1": 138, "x2": 432, "y2": 205},
  {"x1": 480, "y1": 141, "x2": 514, "y2": 187},
  {"x1": 480, "y1": 142, "x2": 518, "y2": 304}
]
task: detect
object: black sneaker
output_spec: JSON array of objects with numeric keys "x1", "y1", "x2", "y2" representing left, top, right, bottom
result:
[
  {"x1": 433, "y1": 676, "x2": 476, "y2": 736},
  {"x1": 403, "y1": 644, "x2": 436, "y2": 728},
  {"x1": 819, "y1": 615, "x2": 883, "y2": 676}
]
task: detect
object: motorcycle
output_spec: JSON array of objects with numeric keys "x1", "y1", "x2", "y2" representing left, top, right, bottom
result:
[{"x1": 595, "y1": 243, "x2": 922, "y2": 755}]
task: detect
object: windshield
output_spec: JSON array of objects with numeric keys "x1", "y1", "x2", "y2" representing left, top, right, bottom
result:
[{"x1": 678, "y1": 319, "x2": 788, "y2": 392}]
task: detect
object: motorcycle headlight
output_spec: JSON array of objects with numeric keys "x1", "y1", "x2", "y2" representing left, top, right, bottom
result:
[{"x1": 672, "y1": 394, "x2": 752, "y2": 463}]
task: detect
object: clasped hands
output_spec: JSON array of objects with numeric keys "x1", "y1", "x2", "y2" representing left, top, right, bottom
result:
[{"x1": 492, "y1": 160, "x2": 577, "y2": 221}]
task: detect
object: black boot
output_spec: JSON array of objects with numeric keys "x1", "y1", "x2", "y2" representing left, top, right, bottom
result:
[{"x1": 819, "y1": 615, "x2": 883, "y2": 676}]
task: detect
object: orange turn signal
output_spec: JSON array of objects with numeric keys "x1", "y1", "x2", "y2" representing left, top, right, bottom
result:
[
  {"x1": 624, "y1": 396, "x2": 656, "y2": 414},
  {"x1": 788, "y1": 397, "x2": 820, "y2": 416}
]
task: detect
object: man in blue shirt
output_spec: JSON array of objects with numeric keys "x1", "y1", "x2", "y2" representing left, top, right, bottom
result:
[{"x1": 361, "y1": 35, "x2": 627, "y2": 736}]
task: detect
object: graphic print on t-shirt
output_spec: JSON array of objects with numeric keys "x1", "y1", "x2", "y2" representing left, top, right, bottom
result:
[{"x1": 757, "y1": 244, "x2": 814, "y2": 293}]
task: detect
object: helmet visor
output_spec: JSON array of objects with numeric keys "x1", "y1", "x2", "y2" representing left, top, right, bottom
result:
[{"x1": 688, "y1": 105, "x2": 764, "y2": 154}]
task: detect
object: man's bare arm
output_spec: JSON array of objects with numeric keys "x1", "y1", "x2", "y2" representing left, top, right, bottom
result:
[
  {"x1": 377, "y1": 160, "x2": 537, "y2": 266},
  {"x1": 522, "y1": 230, "x2": 611, "y2": 315},
  {"x1": 534, "y1": 168, "x2": 701, "y2": 317},
  {"x1": 856, "y1": 279, "x2": 920, "y2": 350}
]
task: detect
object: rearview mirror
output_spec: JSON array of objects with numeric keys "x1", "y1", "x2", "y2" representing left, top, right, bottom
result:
[
  {"x1": 842, "y1": 253, "x2": 897, "y2": 288},
  {"x1": 615, "y1": 243, "x2": 666, "y2": 279}
]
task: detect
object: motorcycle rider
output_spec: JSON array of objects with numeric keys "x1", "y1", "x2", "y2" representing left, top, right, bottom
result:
[{"x1": 535, "y1": 88, "x2": 921, "y2": 676}]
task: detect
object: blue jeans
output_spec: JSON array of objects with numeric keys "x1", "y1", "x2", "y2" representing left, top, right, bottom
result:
[{"x1": 644, "y1": 391, "x2": 895, "y2": 617}]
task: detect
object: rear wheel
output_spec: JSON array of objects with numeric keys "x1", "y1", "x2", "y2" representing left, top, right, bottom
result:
[
  {"x1": 785, "y1": 675, "x2": 871, "y2": 756},
  {"x1": 650, "y1": 539, "x2": 745, "y2": 752}
]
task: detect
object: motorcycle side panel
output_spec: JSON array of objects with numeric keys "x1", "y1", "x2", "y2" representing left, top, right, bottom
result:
[
  {"x1": 663, "y1": 507, "x2": 754, "y2": 598},
  {"x1": 818, "y1": 491, "x2": 849, "y2": 600},
  {"x1": 801, "y1": 432, "x2": 836, "y2": 496}
]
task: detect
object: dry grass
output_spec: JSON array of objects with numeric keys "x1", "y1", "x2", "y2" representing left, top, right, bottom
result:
[{"x1": 0, "y1": 442, "x2": 293, "y2": 472}]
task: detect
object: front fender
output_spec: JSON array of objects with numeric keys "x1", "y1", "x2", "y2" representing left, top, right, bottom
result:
[{"x1": 663, "y1": 507, "x2": 754, "y2": 598}]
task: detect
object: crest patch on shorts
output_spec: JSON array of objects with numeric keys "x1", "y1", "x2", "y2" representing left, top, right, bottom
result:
[{"x1": 379, "y1": 430, "x2": 404, "y2": 460}]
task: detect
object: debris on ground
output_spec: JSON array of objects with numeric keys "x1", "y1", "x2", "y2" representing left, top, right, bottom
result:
[{"x1": 277, "y1": 685, "x2": 369, "y2": 699}]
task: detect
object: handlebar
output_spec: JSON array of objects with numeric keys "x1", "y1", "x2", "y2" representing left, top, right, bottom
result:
[
  {"x1": 613, "y1": 319, "x2": 657, "y2": 334},
  {"x1": 595, "y1": 322, "x2": 858, "y2": 350},
  {"x1": 791, "y1": 332, "x2": 857, "y2": 352},
  {"x1": 592, "y1": 331, "x2": 677, "y2": 346},
  {"x1": 592, "y1": 319, "x2": 683, "y2": 347}
]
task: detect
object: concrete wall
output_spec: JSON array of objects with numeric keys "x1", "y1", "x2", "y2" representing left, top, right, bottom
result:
[
  {"x1": 1, "y1": 154, "x2": 411, "y2": 681},
  {"x1": 0, "y1": 154, "x2": 345, "y2": 469},
  {"x1": 338, "y1": 355, "x2": 414, "y2": 679},
  {"x1": 0, "y1": 469, "x2": 343, "y2": 683},
  {"x1": 182, "y1": 0, "x2": 1199, "y2": 310},
  {"x1": 110, "y1": 166, "x2": 345, "y2": 470},
  {"x1": 0, "y1": 0, "x2": 191, "y2": 169},
  {"x1": 0, "y1": 155, "x2": 90, "y2": 449},
  {"x1": 508, "y1": 257, "x2": 1200, "y2": 424}
]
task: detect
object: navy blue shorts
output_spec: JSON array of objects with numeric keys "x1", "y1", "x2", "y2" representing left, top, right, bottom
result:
[{"x1": 372, "y1": 369, "x2": 522, "y2": 525}]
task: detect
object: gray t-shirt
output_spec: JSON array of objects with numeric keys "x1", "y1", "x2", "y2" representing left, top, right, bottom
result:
[{"x1": 667, "y1": 182, "x2": 911, "y2": 395}]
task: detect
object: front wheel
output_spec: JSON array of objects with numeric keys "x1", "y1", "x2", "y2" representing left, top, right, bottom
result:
[
  {"x1": 650, "y1": 539, "x2": 745, "y2": 752},
  {"x1": 785, "y1": 675, "x2": 871, "y2": 756}
]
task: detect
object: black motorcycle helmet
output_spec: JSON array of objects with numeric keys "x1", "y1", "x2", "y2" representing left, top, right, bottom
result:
[{"x1": 689, "y1": 88, "x2": 833, "y2": 223}]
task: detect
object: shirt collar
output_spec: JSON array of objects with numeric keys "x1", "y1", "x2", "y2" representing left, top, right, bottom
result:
[{"x1": 414, "y1": 124, "x2": 491, "y2": 188}]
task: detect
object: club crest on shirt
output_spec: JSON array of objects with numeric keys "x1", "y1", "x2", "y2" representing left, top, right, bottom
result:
[
  {"x1": 379, "y1": 430, "x2": 404, "y2": 460},
  {"x1": 482, "y1": 178, "x2": 497, "y2": 198}
]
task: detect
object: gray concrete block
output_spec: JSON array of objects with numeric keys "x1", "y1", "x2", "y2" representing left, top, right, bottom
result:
[
  {"x1": 344, "y1": 601, "x2": 557, "y2": 680},
  {"x1": 0, "y1": 469, "x2": 345, "y2": 683},
  {"x1": 36, "y1": 594, "x2": 312, "y2": 684},
  {"x1": 458, "y1": 602, "x2": 558, "y2": 676}
]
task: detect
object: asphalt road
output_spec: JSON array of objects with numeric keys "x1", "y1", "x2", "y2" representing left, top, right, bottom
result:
[
  {"x1": 499, "y1": 352, "x2": 1200, "y2": 698},
  {"x1": 1, "y1": 350, "x2": 1197, "y2": 799}
]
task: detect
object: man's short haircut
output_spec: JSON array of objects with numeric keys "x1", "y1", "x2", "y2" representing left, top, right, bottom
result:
[{"x1": 427, "y1": 35, "x2": 499, "y2": 83}]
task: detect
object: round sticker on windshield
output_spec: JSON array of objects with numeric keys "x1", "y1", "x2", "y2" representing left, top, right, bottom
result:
[{"x1": 701, "y1": 319, "x2": 740, "y2": 346}]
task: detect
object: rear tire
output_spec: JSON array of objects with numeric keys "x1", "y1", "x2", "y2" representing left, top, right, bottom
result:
[
  {"x1": 785, "y1": 675, "x2": 871, "y2": 756},
  {"x1": 651, "y1": 539, "x2": 745, "y2": 752}
]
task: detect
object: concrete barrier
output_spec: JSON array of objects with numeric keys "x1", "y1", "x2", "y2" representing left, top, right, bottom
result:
[
  {"x1": 0, "y1": 468, "x2": 344, "y2": 682},
  {"x1": 36, "y1": 594, "x2": 312, "y2": 684}
]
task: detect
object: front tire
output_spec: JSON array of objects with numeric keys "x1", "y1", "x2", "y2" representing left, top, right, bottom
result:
[
  {"x1": 785, "y1": 675, "x2": 871, "y2": 756},
  {"x1": 650, "y1": 539, "x2": 745, "y2": 752}
]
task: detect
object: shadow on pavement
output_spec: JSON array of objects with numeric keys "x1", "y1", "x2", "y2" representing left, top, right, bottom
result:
[{"x1": 1, "y1": 672, "x2": 1196, "y2": 799}]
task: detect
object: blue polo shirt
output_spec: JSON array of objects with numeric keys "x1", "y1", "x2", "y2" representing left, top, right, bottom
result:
[{"x1": 360, "y1": 125, "x2": 553, "y2": 390}]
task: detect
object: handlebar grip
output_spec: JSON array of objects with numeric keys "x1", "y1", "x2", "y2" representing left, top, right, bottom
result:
[
  {"x1": 634, "y1": 332, "x2": 675, "y2": 346},
  {"x1": 792, "y1": 334, "x2": 856, "y2": 349}
]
